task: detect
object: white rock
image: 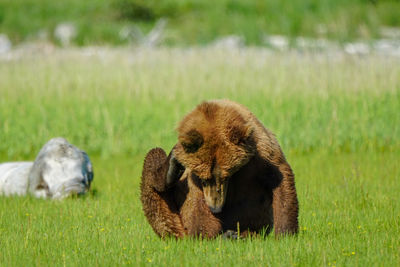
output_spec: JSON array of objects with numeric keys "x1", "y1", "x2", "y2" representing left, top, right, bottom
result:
[
  {"x1": 344, "y1": 42, "x2": 370, "y2": 55},
  {"x1": 120, "y1": 19, "x2": 167, "y2": 47},
  {"x1": 143, "y1": 18, "x2": 167, "y2": 47},
  {"x1": 0, "y1": 34, "x2": 12, "y2": 54},
  {"x1": 54, "y1": 23, "x2": 77, "y2": 46},
  {"x1": 0, "y1": 137, "x2": 93, "y2": 199},
  {"x1": 264, "y1": 35, "x2": 289, "y2": 50},
  {"x1": 213, "y1": 35, "x2": 245, "y2": 49},
  {"x1": 374, "y1": 39, "x2": 400, "y2": 57}
]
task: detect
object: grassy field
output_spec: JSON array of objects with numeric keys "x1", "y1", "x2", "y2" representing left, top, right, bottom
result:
[
  {"x1": 1, "y1": 0, "x2": 400, "y2": 45},
  {"x1": 0, "y1": 48, "x2": 399, "y2": 266}
]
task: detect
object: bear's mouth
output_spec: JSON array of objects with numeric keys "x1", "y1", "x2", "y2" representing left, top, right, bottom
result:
[{"x1": 202, "y1": 178, "x2": 229, "y2": 214}]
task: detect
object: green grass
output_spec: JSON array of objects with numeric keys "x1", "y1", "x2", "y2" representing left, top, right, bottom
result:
[
  {"x1": 0, "y1": 48, "x2": 399, "y2": 265},
  {"x1": 0, "y1": 0, "x2": 400, "y2": 45}
]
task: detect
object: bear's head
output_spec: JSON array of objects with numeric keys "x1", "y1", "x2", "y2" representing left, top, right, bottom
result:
[{"x1": 172, "y1": 100, "x2": 256, "y2": 213}]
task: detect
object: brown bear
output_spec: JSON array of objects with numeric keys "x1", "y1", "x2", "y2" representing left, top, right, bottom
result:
[{"x1": 140, "y1": 99, "x2": 298, "y2": 238}]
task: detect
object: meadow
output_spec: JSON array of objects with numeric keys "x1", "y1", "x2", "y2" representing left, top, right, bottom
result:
[{"x1": 0, "y1": 48, "x2": 399, "y2": 266}]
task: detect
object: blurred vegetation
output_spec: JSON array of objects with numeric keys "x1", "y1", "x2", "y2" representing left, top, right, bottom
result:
[{"x1": 0, "y1": 0, "x2": 399, "y2": 45}]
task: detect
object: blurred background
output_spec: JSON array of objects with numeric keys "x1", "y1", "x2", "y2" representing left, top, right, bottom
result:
[
  {"x1": 0, "y1": 0, "x2": 399, "y2": 158},
  {"x1": 0, "y1": 0, "x2": 399, "y2": 51}
]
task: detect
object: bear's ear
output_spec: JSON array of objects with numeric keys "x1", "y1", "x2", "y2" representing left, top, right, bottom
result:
[
  {"x1": 179, "y1": 129, "x2": 204, "y2": 153},
  {"x1": 228, "y1": 122, "x2": 253, "y2": 145}
]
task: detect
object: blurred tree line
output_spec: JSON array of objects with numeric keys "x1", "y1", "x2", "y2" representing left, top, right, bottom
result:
[{"x1": 0, "y1": 0, "x2": 399, "y2": 45}]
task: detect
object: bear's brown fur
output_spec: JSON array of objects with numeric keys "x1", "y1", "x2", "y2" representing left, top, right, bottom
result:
[{"x1": 140, "y1": 99, "x2": 298, "y2": 238}]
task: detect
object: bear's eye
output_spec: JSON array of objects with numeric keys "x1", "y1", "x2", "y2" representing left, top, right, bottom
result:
[
  {"x1": 182, "y1": 141, "x2": 202, "y2": 153},
  {"x1": 181, "y1": 129, "x2": 204, "y2": 153}
]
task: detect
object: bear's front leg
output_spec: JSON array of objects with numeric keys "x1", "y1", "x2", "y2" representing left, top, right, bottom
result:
[
  {"x1": 272, "y1": 162, "x2": 299, "y2": 236},
  {"x1": 140, "y1": 148, "x2": 187, "y2": 238}
]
